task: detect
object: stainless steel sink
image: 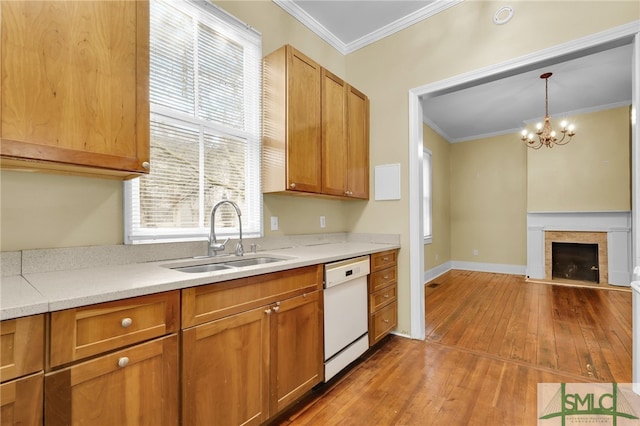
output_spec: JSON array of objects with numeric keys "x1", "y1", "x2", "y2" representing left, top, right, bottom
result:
[
  {"x1": 168, "y1": 256, "x2": 288, "y2": 273},
  {"x1": 172, "y1": 263, "x2": 234, "y2": 273},
  {"x1": 221, "y1": 257, "x2": 284, "y2": 267}
]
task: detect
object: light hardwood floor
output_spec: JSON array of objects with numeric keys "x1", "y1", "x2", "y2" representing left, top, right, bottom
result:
[{"x1": 275, "y1": 270, "x2": 633, "y2": 425}]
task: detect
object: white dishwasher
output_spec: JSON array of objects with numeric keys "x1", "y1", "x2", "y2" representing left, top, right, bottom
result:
[{"x1": 323, "y1": 256, "x2": 370, "y2": 382}]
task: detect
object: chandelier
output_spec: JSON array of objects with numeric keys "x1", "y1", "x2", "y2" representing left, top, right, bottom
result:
[{"x1": 520, "y1": 72, "x2": 575, "y2": 149}]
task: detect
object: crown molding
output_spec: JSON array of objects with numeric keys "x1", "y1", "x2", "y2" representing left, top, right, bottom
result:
[
  {"x1": 344, "y1": 0, "x2": 463, "y2": 54},
  {"x1": 272, "y1": 0, "x2": 346, "y2": 53},
  {"x1": 273, "y1": 0, "x2": 463, "y2": 55}
]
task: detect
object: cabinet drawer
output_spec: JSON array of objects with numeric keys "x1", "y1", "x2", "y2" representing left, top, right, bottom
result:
[
  {"x1": 369, "y1": 302, "x2": 397, "y2": 346},
  {"x1": 182, "y1": 265, "x2": 322, "y2": 328},
  {"x1": 50, "y1": 291, "x2": 179, "y2": 367},
  {"x1": 369, "y1": 284, "x2": 397, "y2": 313},
  {"x1": 0, "y1": 372, "x2": 43, "y2": 425},
  {"x1": 45, "y1": 335, "x2": 178, "y2": 426},
  {"x1": 1, "y1": 314, "x2": 44, "y2": 382},
  {"x1": 370, "y1": 250, "x2": 397, "y2": 272},
  {"x1": 368, "y1": 266, "x2": 397, "y2": 293}
]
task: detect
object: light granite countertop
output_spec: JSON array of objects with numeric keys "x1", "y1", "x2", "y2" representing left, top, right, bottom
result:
[{"x1": 1, "y1": 234, "x2": 399, "y2": 320}]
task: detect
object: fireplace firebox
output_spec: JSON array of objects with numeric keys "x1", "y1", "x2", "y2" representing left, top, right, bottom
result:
[{"x1": 551, "y1": 242, "x2": 599, "y2": 283}]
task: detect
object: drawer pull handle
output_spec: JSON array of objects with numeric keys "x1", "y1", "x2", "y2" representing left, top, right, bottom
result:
[
  {"x1": 383, "y1": 319, "x2": 389, "y2": 324},
  {"x1": 384, "y1": 294, "x2": 389, "y2": 298},
  {"x1": 383, "y1": 257, "x2": 389, "y2": 261},
  {"x1": 118, "y1": 357, "x2": 129, "y2": 368},
  {"x1": 121, "y1": 318, "x2": 133, "y2": 328},
  {"x1": 383, "y1": 276, "x2": 389, "y2": 280}
]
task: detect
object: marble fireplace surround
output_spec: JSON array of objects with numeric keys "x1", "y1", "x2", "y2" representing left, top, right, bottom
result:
[{"x1": 527, "y1": 212, "x2": 632, "y2": 286}]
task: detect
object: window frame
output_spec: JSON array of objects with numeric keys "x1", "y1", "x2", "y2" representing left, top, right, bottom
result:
[
  {"x1": 423, "y1": 148, "x2": 433, "y2": 244},
  {"x1": 124, "y1": 0, "x2": 262, "y2": 245}
]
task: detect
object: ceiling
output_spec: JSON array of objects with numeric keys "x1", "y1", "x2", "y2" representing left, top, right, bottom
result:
[{"x1": 274, "y1": 0, "x2": 634, "y2": 143}]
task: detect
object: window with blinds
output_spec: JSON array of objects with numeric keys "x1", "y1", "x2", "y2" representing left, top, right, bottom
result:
[{"x1": 124, "y1": 0, "x2": 262, "y2": 244}]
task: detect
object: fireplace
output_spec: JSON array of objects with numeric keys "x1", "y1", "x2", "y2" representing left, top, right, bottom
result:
[
  {"x1": 551, "y1": 242, "x2": 599, "y2": 283},
  {"x1": 526, "y1": 212, "x2": 632, "y2": 286},
  {"x1": 544, "y1": 231, "x2": 607, "y2": 284}
]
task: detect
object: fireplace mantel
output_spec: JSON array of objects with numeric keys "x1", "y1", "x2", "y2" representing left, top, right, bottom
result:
[{"x1": 526, "y1": 211, "x2": 631, "y2": 286}]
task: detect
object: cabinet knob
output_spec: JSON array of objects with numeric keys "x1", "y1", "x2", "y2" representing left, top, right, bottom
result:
[
  {"x1": 290, "y1": 182, "x2": 296, "y2": 189},
  {"x1": 117, "y1": 357, "x2": 129, "y2": 368},
  {"x1": 265, "y1": 308, "x2": 272, "y2": 315},
  {"x1": 121, "y1": 317, "x2": 133, "y2": 328},
  {"x1": 141, "y1": 161, "x2": 150, "y2": 170},
  {"x1": 272, "y1": 305, "x2": 280, "y2": 313}
]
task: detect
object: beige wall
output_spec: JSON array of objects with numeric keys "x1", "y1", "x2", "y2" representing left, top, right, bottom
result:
[
  {"x1": 1, "y1": 0, "x2": 637, "y2": 335},
  {"x1": 0, "y1": 171, "x2": 123, "y2": 250},
  {"x1": 423, "y1": 125, "x2": 451, "y2": 271},
  {"x1": 449, "y1": 134, "x2": 528, "y2": 265},
  {"x1": 527, "y1": 106, "x2": 631, "y2": 212}
]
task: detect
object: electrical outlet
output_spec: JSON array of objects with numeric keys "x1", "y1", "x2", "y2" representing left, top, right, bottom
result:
[
  {"x1": 473, "y1": 249, "x2": 479, "y2": 256},
  {"x1": 320, "y1": 216, "x2": 326, "y2": 228},
  {"x1": 270, "y1": 216, "x2": 279, "y2": 231}
]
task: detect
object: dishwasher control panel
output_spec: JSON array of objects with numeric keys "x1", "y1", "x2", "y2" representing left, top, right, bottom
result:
[{"x1": 324, "y1": 256, "x2": 370, "y2": 289}]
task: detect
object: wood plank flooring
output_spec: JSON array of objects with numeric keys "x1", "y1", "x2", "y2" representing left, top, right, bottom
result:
[{"x1": 274, "y1": 270, "x2": 633, "y2": 425}]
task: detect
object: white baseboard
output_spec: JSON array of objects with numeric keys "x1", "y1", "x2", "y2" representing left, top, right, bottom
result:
[
  {"x1": 451, "y1": 261, "x2": 526, "y2": 275},
  {"x1": 423, "y1": 260, "x2": 527, "y2": 283},
  {"x1": 424, "y1": 261, "x2": 453, "y2": 283}
]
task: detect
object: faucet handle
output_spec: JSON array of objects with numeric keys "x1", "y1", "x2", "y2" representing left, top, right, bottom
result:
[
  {"x1": 235, "y1": 241, "x2": 244, "y2": 256},
  {"x1": 209, "y1": 237, "x2": 230, "y2": 256}
]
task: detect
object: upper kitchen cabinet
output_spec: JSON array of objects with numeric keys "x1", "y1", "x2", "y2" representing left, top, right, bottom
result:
[
  {"x1": 262, "y1": 45, "x2": 370, "y2": 199},
  {"x1": 263, "y1": 45, "x2": 322, "y2": 195},
  {"x1": 0, "y1": 0, "x2": 150, "y2": 179},
  {"x1": 322, "y1": 70, "x2": 369, "y2": 199}
]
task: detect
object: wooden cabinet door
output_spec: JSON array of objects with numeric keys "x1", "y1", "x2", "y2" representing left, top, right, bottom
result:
[
  {"x1": 182, "y1": 306, "x2": 270, "y2": 426},
  {"x1": 0, "y1": 372, "x2": 43, "y2": 426},
  {"x1": 271, "y1": 290, "x2": 323, "y2": 414},
  {"x1": 0, "y1": 314, "x2": 44, "y2": 382},
  {"x1": 346, "y1": 85, "x2": 370, "y2": 199},
  {"x1": 45, "y1": 335, "x2": 178, "y2": 426},
  {"x1": 321, "y1": 69, "x2": 347, "y2": 197},
  {"x1": 285, "y1": 47, "x2": 322, "y2": 193},
  {"x1": 0, "y1": 0, "x2": 150, "y2": 177}
]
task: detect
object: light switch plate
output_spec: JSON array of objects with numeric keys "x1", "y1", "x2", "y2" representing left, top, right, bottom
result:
[{"x1": 270, "y1": 216, "x2": 279, "y2": 231}]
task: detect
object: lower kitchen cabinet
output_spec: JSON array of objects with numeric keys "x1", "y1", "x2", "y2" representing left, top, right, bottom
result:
[
  {"x1": 44, "y1": 334, "x2": 178, "y2": 426},
  {"x1": 0, "y1": 314, "x2": 44, "y2": 426},
  {"x1": 271, "y1": 290, "x2": 323, "y2": 414},
  {"x1": 368, "y1": 250, "x2": 398, "y2": 346},
  {"x1": 0, "y1": 372, "x2": 43, "y2": 426},
  {"x1": 182, "y1": 305, "x2": 270, "y2": 426},
  {"x1": 181, "y1": 266, "x2": 324, "y2": 425}
]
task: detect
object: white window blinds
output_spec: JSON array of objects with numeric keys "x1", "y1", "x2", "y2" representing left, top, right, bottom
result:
[{"x1": 125, "y1": 0, "x2": 262, "y2": 244}]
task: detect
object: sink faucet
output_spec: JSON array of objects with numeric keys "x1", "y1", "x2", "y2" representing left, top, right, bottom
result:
[{"x1": 208, "y1": 200, "x2": 244, "y2": 257}]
